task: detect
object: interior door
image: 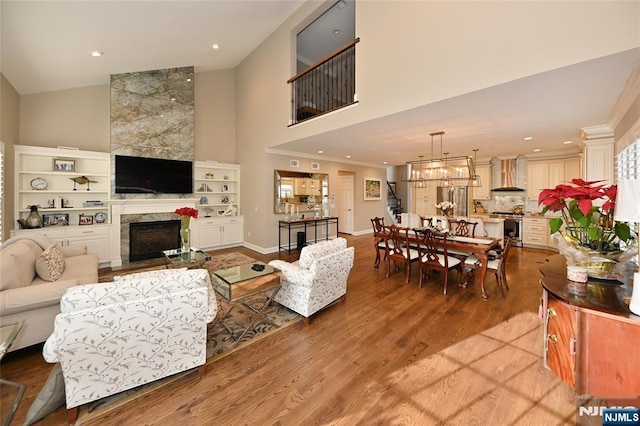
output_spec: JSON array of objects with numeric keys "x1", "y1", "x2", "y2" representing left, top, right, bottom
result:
[{"x1": 336, "y1": 175, "x2": 354, "y2": 234}]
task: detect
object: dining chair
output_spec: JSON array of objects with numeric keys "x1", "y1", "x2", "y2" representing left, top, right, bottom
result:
[
  {"x1": 384, "y1": 225, "x2": 419, "y2": 283},
  {"x1": 370, "y1": 217, "x2": 386, "y2": 269},
  {"x1": 449, "y1": 219, "x2": 477, "y2": 238},
  {"x1": 462, "y1": 231, "x2": 515, "y2": 297},
  {"x1": 412, "y1": 228, "x2": 463, "y2": 294}
]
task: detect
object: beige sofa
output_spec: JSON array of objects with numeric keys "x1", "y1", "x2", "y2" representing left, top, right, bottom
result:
[{"x1": 0, "y1": 235, "x2": 99, "y2": 351}]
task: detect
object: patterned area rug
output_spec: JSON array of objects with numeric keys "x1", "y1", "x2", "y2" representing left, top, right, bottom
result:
[{"x1": 78, "y1": 252, "x2": 301, "y2": 423}]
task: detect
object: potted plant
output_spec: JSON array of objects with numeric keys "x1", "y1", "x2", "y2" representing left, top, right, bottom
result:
[{"x1": 538, "y1": 178, "x2": 633, "y2": 276}]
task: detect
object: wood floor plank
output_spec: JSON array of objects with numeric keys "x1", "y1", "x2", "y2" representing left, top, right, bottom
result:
[{"x1": 0, "y1": 234, "x2": 576, "y2": 425}]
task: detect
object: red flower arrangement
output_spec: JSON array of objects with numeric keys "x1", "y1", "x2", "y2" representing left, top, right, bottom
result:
[
  {"x1": 175, "y1": 207, "x2": 199, "y2": 219},
  {"x1": 538, "y1": 178, "x2": 630, "y2": 252}
]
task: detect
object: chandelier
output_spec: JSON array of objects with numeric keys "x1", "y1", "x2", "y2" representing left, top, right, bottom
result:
[{"x1": 402, "y1": 131, "x2": 478, "y2": 187}]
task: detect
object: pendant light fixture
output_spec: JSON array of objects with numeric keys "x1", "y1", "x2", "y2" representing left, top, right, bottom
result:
[
  {"x1": 402, "y1": 131, "x2": 474, "y2": 187},
  {"x1": 468, "y1": 148, "x2": 482, "y2": 187}
]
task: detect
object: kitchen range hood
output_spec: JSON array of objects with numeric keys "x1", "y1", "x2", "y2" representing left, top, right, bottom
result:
[{"x1": 492, "y1": 159, "x2": 525, "y2": 192}]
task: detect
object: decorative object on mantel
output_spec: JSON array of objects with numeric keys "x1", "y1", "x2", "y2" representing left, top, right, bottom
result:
[
  {"x1": 175, "y1": 207, "x2": 198, "y2": 253},
  {"x1": 613, "y1": 179, "x2": 640, "y2": 314},
  {"x1": 539, "y1": 178, "x2": 633, "y2": 279}
]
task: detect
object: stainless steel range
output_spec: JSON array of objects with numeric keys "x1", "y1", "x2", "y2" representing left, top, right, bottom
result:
[{"x1": 489, "y1": 212, "x2": 524, "y2": 247}]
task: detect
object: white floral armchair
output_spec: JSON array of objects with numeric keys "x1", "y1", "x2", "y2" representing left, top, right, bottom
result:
[
  {"x1": 269, "y1": 237, "x2": 354, "y2": 325},
  {"x1": 42, "y1": 268, "x2": 217, "y2": 423}
]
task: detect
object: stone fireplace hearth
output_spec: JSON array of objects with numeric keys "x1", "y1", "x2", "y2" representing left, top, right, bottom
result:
[{"x1": 109, "y1": 199, "x2": 197, "y2": 266}]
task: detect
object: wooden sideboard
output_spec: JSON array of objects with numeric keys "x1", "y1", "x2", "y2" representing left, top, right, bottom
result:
[{"x1": 539, "y1": 255, "x2": 640, "y2": 399}]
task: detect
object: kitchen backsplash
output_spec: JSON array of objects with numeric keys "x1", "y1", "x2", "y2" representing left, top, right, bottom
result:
[{"x1": 494, "y1": 195, "x2": 525, "y2": 212}]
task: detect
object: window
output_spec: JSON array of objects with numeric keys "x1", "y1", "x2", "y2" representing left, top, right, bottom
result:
[{"x1": 617, "y1": 138, "x2": 640, "y2": 180}]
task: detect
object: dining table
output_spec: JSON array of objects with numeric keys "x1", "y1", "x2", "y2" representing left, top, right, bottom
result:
[{"x1": 411, "y1": 230, "x2": 502, "y2": 301}]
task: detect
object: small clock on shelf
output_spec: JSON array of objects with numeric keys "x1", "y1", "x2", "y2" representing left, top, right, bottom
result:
[
  {"x1": 30, "y1": 177, "x2": 48, "y2": 191},
  {"x1": 94, "y1": 212, "x2": 107, "y2": 223}
]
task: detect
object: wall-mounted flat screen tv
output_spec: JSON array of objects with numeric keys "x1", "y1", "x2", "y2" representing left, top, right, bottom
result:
[{"x1": 115, "y1": 155, "x2": 193, "y2": 194}]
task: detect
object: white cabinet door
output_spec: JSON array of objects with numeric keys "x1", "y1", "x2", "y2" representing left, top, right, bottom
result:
[
  {"x1": 221, "y1": 222, "x2": 243, "y2": 245},
  {"x1": 527, "y1": 162, "x2": 548, "y2": 201},
  {"x1": 548, "y1": 160, "x2": 564, "y2": 188},
  {"x1": 564, "y1": 157, "x2": 581, "y2": 181},
  {"x1": 472, "y1": 165, "x2": 491, "y2": 200}
]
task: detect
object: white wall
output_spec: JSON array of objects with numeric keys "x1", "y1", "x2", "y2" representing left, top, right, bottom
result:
[{"x1": 235, "y1": 0, "x2": 639, "y2": 249}]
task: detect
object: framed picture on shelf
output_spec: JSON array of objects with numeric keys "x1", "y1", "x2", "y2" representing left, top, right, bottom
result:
[
  {"x1": 53, "y1": 158, "x2": 76, "y2": 172},
  {"x1": 42, "y1": 213, "x2": 69, "y2": 227},
  {"x1": 79, "y1": 214, "x2": 94, "y2": 225},
  {"x1": 364, "y1": 178, "x2": 382, "y2": 200},
  {"x1": 221, "y1": 184, "x2": 229, "y2": 192}
]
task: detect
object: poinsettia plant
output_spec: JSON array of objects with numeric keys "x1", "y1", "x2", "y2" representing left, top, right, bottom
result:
[{"x1": 538, "y1": 178, "x2": 630, "y2": 252}]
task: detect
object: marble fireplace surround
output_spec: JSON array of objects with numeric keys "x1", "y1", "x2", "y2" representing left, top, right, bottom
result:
[{"x1": 109, "y1": 199, "x2": 197, "y2": 267}]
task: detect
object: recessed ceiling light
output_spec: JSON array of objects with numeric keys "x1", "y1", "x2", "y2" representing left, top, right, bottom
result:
[
  {"x1": 523, "y1": 136, "x2": 533, "y2": 141},
  {"x1": 533, "y1": 148, "x2": 541, "y2": 152},
  {"x1": 563, "y1": 140, "x2": 573, "y2": 145},
  {"x1": 186, "y1": 78, "x2": 192, "y2": 82},
  {"x1": 333, "y1": 29, "x2": 341, "y2": 35},
  {"x1": 346, "y1": 155, "x2": 351, "y2": 159},
  {"x1": 89, "y1": 50, "x2": 104, "y2": 57},
  {"x1": 317, "y1": 150, "x2": 324, "y2": 154},
  {"x1": 212, "y1": 44, "x2": 220, "y2": 50}
]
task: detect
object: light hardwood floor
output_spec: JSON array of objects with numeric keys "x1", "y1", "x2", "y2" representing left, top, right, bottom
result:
[{"x1": 1, "y1": 233, "x2": 577, "y2": 425}]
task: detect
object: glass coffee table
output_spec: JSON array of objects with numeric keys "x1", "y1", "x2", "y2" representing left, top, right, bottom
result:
[
  {"x1": 1, "y1": 321, "x2": 27, "y2": 426},
  {"x1": 212, "y1": 262, "x2": 282, "y2": 347},
  {"x1": 162, "y1": 247, "x2": 212, "y2": 269}
]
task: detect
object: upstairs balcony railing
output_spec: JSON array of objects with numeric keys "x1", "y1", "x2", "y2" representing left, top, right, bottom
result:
[{"x1": 288, "y1": 38, "x2": 359, "y2": 125}]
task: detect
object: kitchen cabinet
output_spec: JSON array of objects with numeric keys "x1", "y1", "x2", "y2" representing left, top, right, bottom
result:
[
  {"x1": 413, "y1": 182, "x2": 437, "y2": 216},
  {"x1": 526, "y1": 156, "x2": 581, "y2": 201},
  {"x1": 526, "y1": 161, "x2": 548, "y2": 201},
  {"x1": 294, "y1": 178, "x2": 321, "y2": 196},
  {"x1": 191, "y1": 216, "x2": 243, "y2": 251},
  {"x1": 10, "y1": 225, "x2": 111, "y2": 264},
  {"x1": 522, "y1": 217, "x2": 549, "y2": 248},
  {"x1": 471, "y1": 165, "x2": 491, "y2": 200}
]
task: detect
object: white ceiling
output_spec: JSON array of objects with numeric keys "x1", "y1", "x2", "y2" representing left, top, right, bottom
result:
[{"x1": 2, "y1": 1, "x2": 638, "y2": 166}]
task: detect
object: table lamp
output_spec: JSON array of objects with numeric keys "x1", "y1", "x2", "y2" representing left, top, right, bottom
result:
[{"x1": 614, "y1": 179, "x2": 640, "y2": 315}]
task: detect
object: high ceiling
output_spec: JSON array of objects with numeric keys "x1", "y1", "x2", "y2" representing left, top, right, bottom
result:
[{"x1": 2, "y1": 1, "x2": 638, "y2": 166}]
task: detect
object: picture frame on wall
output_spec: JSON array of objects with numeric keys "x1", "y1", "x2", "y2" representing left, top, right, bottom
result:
[
  {"x1": 53, "y1": 158, "x2": 76, "y2": 172},
  {"x1": 364, "y1": 178, "x2": 382, "y2": 200},
  {"x1": 43, "y1": 213, "x2": 69, "y2": 227},
  {"x1": 79, "y1": 214, "x2": 94, "y2": 225}
]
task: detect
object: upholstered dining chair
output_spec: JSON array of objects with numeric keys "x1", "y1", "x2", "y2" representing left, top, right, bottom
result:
[
  {"x1": 462, "y1": 231, "x2": 515, "y2": 297},
  {"x1": 384, "y1": 225, "x2": 419, "y2": 283},
  {"x1": 412, "y1": 228, "x2": 464, "y2": 294},
  {"x1": 370, "y1": 216, "x2": 386, "y2": 269}
]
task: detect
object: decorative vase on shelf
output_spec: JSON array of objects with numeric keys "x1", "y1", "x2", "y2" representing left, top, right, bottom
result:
[{"x1": 26, "y1": 205, "x2": 43, "y2": 228}]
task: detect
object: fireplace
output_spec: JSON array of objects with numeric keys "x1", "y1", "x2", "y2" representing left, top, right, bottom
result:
[{"x1": 129, "y1": 220, "x2": 180, "y2": 262}]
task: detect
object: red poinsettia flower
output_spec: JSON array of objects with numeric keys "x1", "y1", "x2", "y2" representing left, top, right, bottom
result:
[
  {"x1": 538, "y1": 178, "x2": 629, "y2": 251},
  {"x1": 175, "y1": 207, "x2": 198, "y2": 219}
]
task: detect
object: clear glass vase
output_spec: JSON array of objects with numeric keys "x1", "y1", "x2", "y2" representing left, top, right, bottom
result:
[{"x1": 180, "y1": 227, "x2": 190, "y2": 253}]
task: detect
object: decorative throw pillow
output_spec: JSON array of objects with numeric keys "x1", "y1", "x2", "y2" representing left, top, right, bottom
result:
[
  {"x1": 35, "y1": 245, "x2": 66, "y2": 281},
  {"x1": 23, "y1": 363, "x2": 66, "y2": 426}
]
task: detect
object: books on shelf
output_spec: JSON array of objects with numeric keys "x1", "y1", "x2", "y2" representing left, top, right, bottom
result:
[{"x1": 82, "y1": 201, "x2": 104, "y2": 207}]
